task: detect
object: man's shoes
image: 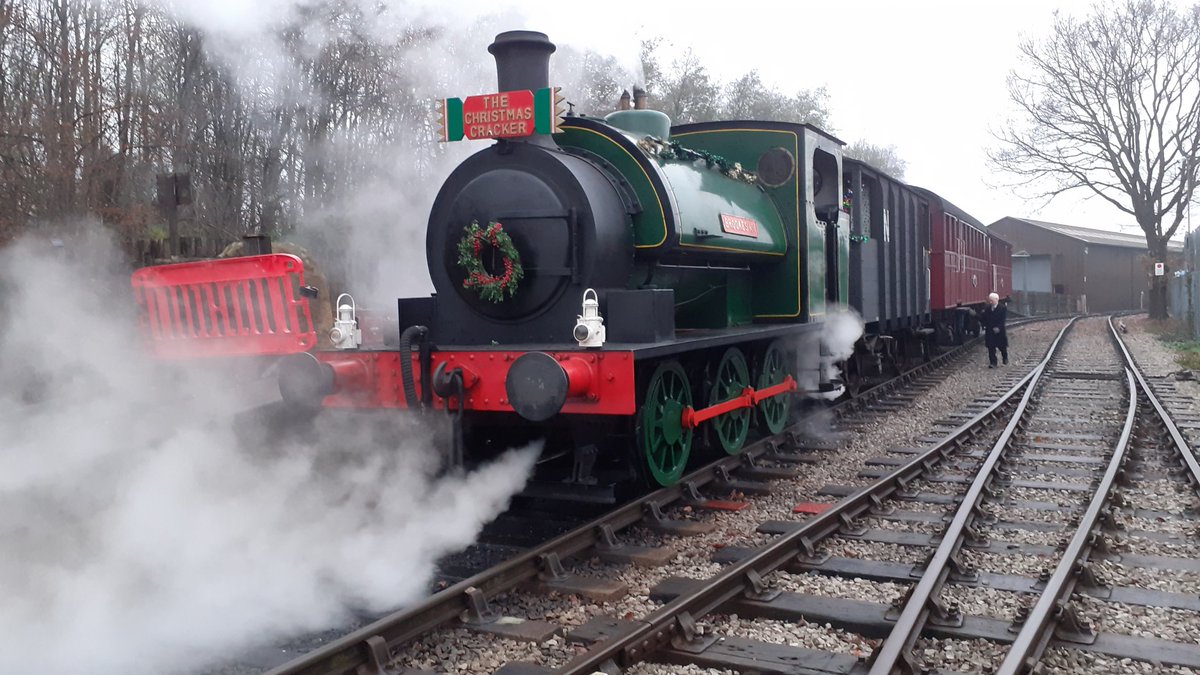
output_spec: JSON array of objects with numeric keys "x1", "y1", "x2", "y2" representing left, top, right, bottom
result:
[{"x1": 988, "y1": 364, "x2": 995, "y2": 369}]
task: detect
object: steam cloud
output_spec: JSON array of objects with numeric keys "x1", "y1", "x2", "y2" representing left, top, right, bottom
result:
[
  {"x1": 791, "y1": 305, "x2": 865, "y2": 398},
  {"x1": 146, "y1": 0, "x2": 640, "y2": 308},
  {"x1": 0, "y1": 9, "x2": 645, "y2": 670},
  {"x1": 821, "y1": 305, "x2": 866, "y2": 363},
  {"x1": 0, "y1": 234, "x2": 539, "y2": 674},
  {"x1": 786, "y1": 305, "x2": 864, "y2": 438},
  {"x1": 784, "y1": 303, "x2": 866, "y2": 427},
  {"x1": 819, "y1": 305, "x2": 866, "y2": 396}
]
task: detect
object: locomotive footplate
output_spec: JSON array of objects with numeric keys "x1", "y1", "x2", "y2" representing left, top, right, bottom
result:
[
  {"x1": 308, "y1": 322, "x2": 823, "y2": 417},
  {"x1": 607, "y1": 322, "x2": 822, "y2": 361}
]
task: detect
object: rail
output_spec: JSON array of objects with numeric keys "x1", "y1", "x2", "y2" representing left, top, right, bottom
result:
[
  {"x1": 857, "y1": 320, "x2": 1076, "y2": 673},
  {"x1": 1108, "y1": 318, "x2": 1200, "y2": 494},
  {"x1": 995, "y1": 366, "x2": 1135, "y2": 673}
]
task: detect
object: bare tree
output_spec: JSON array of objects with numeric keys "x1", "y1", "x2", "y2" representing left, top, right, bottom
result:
[
  {"x1": 0, "y1": 9, "x2": 858, "y2": 269},
  {"x1": 720, "y1": 70, "x2": 832, "y2": 127},
  {"x1": 555, "y1": 46, "x2": 627, "y2": 116},
  {"x1": 844, "y1": 140, "x2": 907, "y2": 179},
  {"x1": 991, "y1": 0, "x2": 1200, "y2": 318},
  {"x1": 654, "y1": 48, "x2": 720, "y2": 124},
  {"x1": 638, "y1": 39, "x2": 832, "y2": 128}
]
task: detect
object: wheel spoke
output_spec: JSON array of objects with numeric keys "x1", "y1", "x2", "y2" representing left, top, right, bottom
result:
[
  {"x1": 708, "y1": 348, "x2": 751, "y2": 455},
  {"x1": 641, "y1": 361, "x2": 692, "y2": 487},
  {"x1": 756, "y1": 341, "x2": 791, "y2": 436}
]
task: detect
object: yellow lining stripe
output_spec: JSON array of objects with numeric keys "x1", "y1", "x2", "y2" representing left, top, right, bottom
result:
[{"x1": 682, "y1": 242, "x2": 787, "y2": 256}]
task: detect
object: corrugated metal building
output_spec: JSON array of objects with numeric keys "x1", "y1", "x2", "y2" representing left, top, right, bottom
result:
[{"x1": 988, "y1": 217, "x2": 1184, "y2": 313}]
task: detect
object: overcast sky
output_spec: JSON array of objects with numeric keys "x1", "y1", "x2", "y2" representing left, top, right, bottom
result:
[{"x1": 431, "y1": 0, "x2": 1198, "y2": 237}]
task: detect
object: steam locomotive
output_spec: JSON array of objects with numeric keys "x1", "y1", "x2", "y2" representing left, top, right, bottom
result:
[{"x1": 131, "y1": 30, "x2": 1010, "y2": 491}]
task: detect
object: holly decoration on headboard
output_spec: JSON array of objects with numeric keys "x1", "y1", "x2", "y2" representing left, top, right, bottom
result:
[{"x1": 456, "y1": 220, "x2": 524, "y2": 303}]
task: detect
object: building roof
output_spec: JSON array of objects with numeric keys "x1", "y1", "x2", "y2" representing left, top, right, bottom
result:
[{"x1": 997, "y1": 217, "x2": 1185, "y2": 252}]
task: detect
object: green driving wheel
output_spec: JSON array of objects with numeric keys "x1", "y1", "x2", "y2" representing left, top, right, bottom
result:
[
  {"x1": 640, "y1": 360, "x2": 693, "y2": 486},
  {"x1": 756, "y1": 340, "x2": 792, "y2": 435},
  {"x1": 709, "y1": 347, "x2": 752, "y2": 455}
]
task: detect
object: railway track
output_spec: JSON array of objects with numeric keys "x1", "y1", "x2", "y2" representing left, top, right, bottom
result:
[
  {"x1": 556, "y1": 315, "x2": 1198, "y2": 675},
  {"x1": 195, "y1": 318, "x2": 1072, "y2": 675},
  {"x1": 612, "y1": 315, "x2": 1200, "y2": 675},
  {"x1": 856, "y1": 315, "x2": 1200, "y2": 673}
]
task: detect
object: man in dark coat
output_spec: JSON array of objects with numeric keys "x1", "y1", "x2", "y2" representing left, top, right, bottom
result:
[{"x1": 980, "y1": 292, "x2": 1008, "y2": 368}]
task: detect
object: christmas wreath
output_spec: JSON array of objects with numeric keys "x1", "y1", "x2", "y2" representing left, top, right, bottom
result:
[{"x1": 456, "y1": 220, "x2": 524, "y2": 303}]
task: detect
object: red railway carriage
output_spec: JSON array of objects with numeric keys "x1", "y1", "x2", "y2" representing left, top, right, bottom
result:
[{"x1": 916, "y1": 187, "x2": 1013, "y2": 340}]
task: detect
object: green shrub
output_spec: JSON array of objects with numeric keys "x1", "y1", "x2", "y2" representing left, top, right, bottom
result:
[{"x1": 1174, "y1": 341, "x2": 1200, "y2": 371}]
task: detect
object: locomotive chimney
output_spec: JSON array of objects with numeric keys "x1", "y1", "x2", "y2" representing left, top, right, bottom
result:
[
  {"x1": 618, "y1": 89, "x2": 631, "y2": 111},
  {"x1": 489, "y1": 30, "x2": 555, "y2": 95},
  {"x1": 488, "y1": 30, "x2": 556, "y2": 146},
  {"x1": 632, "y1": 86, "x2": 647, "y2": 110}
]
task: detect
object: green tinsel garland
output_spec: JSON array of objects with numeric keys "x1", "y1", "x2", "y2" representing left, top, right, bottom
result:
[{"x1": 637, "y1": 136, "x2": 758, "y2": 185}]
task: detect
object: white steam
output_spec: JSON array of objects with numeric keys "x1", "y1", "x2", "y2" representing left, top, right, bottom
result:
[
  {"x1": 0, "y1": 233, "x2": 539, "y2": 675},
  {"x1": 799, "y1": 305, "x2": 865, "y2": 401},
  {"x1": 821, "y1": 305, "x2": 866, "y2": 363}
]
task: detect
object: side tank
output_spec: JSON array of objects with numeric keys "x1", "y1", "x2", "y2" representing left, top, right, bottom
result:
[
  {"x1": 602, "y1": 110, "x2": 788, "y2": 258},
  {"x1": 558, "y1": 115, "x2": 847, "y2": 327},
  {"x1": 557, "y1": 114, "x2": 792, "y2": 329}
]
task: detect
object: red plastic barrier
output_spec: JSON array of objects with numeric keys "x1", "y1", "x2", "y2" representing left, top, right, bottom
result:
[{"x1": 131, "y1": 254, "x2": 317, "y2": 358}]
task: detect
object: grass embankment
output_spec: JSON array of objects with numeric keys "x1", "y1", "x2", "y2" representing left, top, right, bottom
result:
[{"x1": 1144, "y1": 319, "x2": 1200, "y2": 371}]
